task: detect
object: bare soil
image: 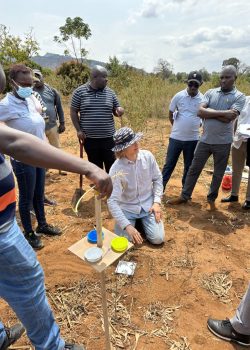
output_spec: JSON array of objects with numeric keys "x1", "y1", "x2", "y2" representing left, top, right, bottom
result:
[{"x1": 1, "y1": 117, "x2": 250, "y2": 350}]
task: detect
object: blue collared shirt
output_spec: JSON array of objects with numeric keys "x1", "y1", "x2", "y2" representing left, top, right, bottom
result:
[
  {"x1": 107, "y1": 150, "x2": 163, "y2": 229},
  {"x1": 201, "y1": 87, "x2": 246, "y2": 144}
]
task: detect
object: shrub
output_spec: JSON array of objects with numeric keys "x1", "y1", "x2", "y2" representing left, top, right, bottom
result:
[{"x1": 56, "y1": 60, "x2": 90, "y2": 95}]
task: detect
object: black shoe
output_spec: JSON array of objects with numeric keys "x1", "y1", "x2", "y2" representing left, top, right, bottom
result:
[
  {"x1": 242, "y1": 200, "x2": 250, "y2": 210},
  {"x1": 1, "y1": 323, "x2": 25, "y2": 350},
  {"x1": 207, "y1": 318, "x2": 250, "y2": 347},
  {"x1": 64, "y1": 343, "x2": 85, "y2": 350},
  {"x1": 44, "y1": 197, "x2": 57, "y2": 206},
  {"x1": 24, "y1": 231, "x2": 44, "y2": 250},
  {"x1": 221, "y1": 195, "x2": 238, "y2": 203},
  {"x1": 36, "y1": 224, "x2": 62, "y2": 236}
]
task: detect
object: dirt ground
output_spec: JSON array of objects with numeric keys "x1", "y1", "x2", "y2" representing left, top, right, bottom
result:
[{"x1": 1, "y1": 117, "x2": 250, "y2": 350}]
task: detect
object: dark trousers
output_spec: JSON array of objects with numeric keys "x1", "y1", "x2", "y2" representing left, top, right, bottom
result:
[
  {"x1": 162, "y1": 138, "x2": 198, "y2": 189},
  {"x1": 84, "y1": 137, "x2": 115, "y2": 173},
  {"x1": 181, "y1": 141, "x2": 231, "y2": 202},
  {"x1": 11, "y1": 160, "x2": 47, "y2": 233}
]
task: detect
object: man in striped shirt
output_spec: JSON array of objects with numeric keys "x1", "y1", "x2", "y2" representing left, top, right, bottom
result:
[{"x1": 70, "y1": 65, "x2": 124, "y2": 172}]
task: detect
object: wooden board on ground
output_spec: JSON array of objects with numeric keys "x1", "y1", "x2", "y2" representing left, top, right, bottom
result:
[{"x1": 68, "y1": 227, "x2": 133, "y2": 272}]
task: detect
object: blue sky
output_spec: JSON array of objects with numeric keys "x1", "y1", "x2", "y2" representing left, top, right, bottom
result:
[{"x1": 1, "y1": 0, "x2": 250, "y2": 73}]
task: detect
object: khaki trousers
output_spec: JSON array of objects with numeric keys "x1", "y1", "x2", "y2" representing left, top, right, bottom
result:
[
  {"x1": 231, "y1": 143, "x2": 250, "y2": 201},
  {"x1": 45, "y1": 125, "x2": 60, "y2": 149}
]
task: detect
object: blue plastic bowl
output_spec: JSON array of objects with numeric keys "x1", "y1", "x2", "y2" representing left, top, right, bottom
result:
[{"x1": 87, "y1": 229, "x2": 104, "y2": 243}]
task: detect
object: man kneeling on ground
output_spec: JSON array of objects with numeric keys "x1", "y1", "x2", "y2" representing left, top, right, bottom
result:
[{"x1": 107, "y1": 127, "x2": 165, "y2": 245}]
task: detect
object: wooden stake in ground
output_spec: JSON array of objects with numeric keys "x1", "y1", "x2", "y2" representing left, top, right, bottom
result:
[
  {"x1": 95, "y1": 195, "x2": 111, "y2": 350},
  {"x1": 69, "y1": 196, "x2": 133, "y2": 349}
]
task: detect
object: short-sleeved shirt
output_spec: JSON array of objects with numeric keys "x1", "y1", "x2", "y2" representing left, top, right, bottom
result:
[
  {"x1": 201, "y1": 87, "x2": 246, "y2": 144},
  {"x1": 169, "y1": 89, "x2": 203, "y2": 141},
  {"x1": 71, "y1": 83, "x2": 120, "y2": 138},
  {"x1": 0, "y1": 93, "x2": 45, "y2": 140}
]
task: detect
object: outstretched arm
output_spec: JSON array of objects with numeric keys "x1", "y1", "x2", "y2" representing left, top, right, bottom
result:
[{"x1": 0, "y1": 125, "x2": 112, "y2": 198}]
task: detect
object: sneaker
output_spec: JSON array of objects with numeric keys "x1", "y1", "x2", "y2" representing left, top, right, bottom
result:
[
  {"x1": 1, "y1": 323, "x2": 25, "y2": 350},
  {"x1": 24, "y1": 231, "x2": 44, "y2": 250},
  {"x1": 36, "y1": 224, "x2": 62, "y2": 236},
  {"x1": 221, "y1": 195, "x2": 238, "y2": 203},
  {"x1": 207, "y1": 318, "x2": 250, "y2": 347},
  {"x1": 44, "y1": 197, "x2": 57, "y2": 206},
  {"x1": 64, "y1": 343, "x2": 85, "y2": 350}
]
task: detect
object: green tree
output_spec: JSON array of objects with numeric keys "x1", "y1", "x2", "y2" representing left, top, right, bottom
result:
[
  {"x1": 222, "y1": 57, "x2": 250, "y2": 75},
  {"x1": 154, "y1": 59, "x2": 173, "y2": 80},
  {"x1": 176, "y1": 72, "x2": 188, "y2": 82},
  {"x1": 0, "y1": 25, "x2": 39, "y2": 67},
  {"x1": 198, "y1": 68, "x2": 210, "y2": 82},
  {"x1": 106, "y1": 56, "x2": 126, "y2": 77},
  {"x1": 56, "y1": 60, "x2": 90, "y2": 95},
  {"x1": 54, "y1": 17, "x2": 91, "y2": 63},
  {"x1": 222, "y1": 57, "x2": 240, "y2": 70}
]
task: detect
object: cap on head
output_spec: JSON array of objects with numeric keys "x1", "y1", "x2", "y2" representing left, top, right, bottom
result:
[
  {"x1": 112, "y1": 127, "x2": 143, "y2": 152},
  {"x1": 33, "y1": 69, "x2": 43, "y2": 78},
  {"x1": 187, "y1": 71, "x2": 203, "y2": 85}
]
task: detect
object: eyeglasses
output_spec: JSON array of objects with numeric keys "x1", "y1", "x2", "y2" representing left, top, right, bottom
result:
[{"x1": 188, "y1": 82, "x2": 199, "y2": 88}]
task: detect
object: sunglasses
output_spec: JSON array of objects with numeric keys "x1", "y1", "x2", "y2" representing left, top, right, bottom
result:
[{"x1": 188, "y1": 82, "x2": 199, "y2": 88}]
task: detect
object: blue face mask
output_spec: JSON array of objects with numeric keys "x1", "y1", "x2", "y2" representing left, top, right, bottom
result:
[{"x1": 15, "y1": 85, "x2": 33, "y2": 99}]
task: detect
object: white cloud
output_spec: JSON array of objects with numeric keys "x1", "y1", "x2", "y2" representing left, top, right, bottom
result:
[
  {"x1": 128, "y1": 0, "x2": 177, "y2": 23},
  {"x1": 170, "y1": 26, "x2": 250, "y2": 50}
]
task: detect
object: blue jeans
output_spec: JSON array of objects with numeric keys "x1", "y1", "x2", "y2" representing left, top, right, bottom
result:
[
  {"x1": 115, "y1": 209, "x2": 165, "y2": 245},
  {"x1": 0, "y1": 220, "x2": 64, "y2": 350},
  {"x1": 162, "y1": 138, "x2": 198, "y2": 189},
  {"x1": 11, "y1": 160, "x2": 47, "y2": 233}
]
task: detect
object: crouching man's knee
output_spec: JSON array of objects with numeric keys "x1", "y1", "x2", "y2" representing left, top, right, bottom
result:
[{"x1": 148, "y1": 235, "x2": 165, "y2": 245}]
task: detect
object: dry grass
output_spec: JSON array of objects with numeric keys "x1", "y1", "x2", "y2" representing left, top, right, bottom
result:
[
  {"x1": 144, "y1": 302, "x2": 181, "y2": 326},
  {"x1": 171, "y1": 255, "x2": 194, "y2": 269},
  {"x1": 201, "y1": 272, "x2": 232, "y2": 303},
  {"x1": 168, "y1": 337, "x2": 192, "y2": 350}
]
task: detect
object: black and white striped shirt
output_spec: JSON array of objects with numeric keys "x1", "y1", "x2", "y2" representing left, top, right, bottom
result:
[{"x1": 71, "y1": 83, "x2": 120, "y2": 138}]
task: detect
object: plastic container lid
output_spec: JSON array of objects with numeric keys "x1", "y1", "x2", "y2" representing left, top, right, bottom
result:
[
  {"x1": 84, "y1": 247, "x2": 103, "y2": 263},
  {"x1": 87, "y1": 229, "x2": 104, "y2": 244},
  {"x1": 111, "y1": 237, "x2": 128, "y2": 253}
]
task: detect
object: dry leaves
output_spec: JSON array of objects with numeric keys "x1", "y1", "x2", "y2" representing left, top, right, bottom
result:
[{"x1": 201, "y1": 272, "x2": 232, "y2": 303}]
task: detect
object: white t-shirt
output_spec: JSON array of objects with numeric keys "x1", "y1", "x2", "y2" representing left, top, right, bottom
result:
[{"x1": 169, "y1": 89, "x2": 203, "y2": 141}]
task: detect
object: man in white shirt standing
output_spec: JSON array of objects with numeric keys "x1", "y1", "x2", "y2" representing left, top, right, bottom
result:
[
  {"x1": 162, "y1": 71, "x2": 203, "y2": 192},
  {"x1": 107, "y1": 127, "x2": 165, "y2": 245},
  {"x1": 221, "y1": 96, "x2": 250, "y2": 209}
]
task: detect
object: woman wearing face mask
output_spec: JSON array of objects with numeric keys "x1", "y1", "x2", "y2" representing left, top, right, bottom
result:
[{"x1": 0, "y1": 64, "x2": 61, "y2": 249}]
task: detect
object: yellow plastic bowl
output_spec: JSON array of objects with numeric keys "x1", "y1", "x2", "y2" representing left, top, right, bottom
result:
[{"x1": 111, "y1": 237, "x2": 128, "y2": 253}]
